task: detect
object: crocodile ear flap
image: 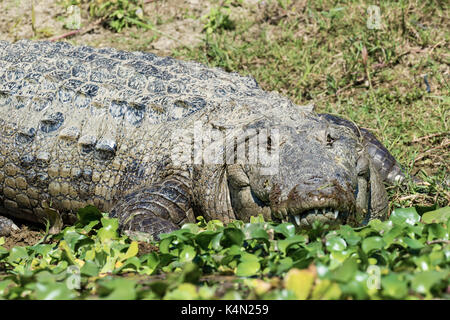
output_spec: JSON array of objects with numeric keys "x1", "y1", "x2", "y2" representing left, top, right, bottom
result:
[{"x1": 368, "y1": 160, "x2": 389, "y2": 221}]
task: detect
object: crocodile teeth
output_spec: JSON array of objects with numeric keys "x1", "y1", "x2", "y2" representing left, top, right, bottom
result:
[
  {"x1": 275, "y1": 210, "x2": 282, "y2": 219},
  {"x1": 294, "y1": 215, "x2": 301, "y2": 226},
  {"x1": 334, "y1": 210, "x2": 339, "y2": 219},
  {"x1": 314, "y1": 209, "x2": 318, "y2": 215}
]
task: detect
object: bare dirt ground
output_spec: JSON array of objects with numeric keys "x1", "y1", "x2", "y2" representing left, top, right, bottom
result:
[
  {"x1": 0, "y1": 0, "x2": 213, "y2": 53},
  {"x1": 2, "y1": 225, "x2": 44, "y2": 250}
]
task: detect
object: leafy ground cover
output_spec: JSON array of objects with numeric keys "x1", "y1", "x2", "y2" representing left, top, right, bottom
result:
[{"x1": 0, "y1": 205, "x2": 448, "y2": 299}]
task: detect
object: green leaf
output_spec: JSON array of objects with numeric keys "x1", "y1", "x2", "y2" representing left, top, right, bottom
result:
[
  {"x1": 381, "y1": 274, "x2": 408, "y2": 299},
  {"x1": 311, "y1": 279, "x2": 342, "y2": 300},
  {"x1": 35, "y1": 282, "x2": 76, "y2": 300},
  {"x1": 81, "y1": 220, "x2": 101, "y2": 234},
  {"x1": 97, "y1": 218, "x2": 119, "y2": 242},
  {"x1": 181, "y1": 223, "x2": 200, "y2": 234},
  {"x1": 422, "y1": 207, "x2": 450, "y2": 224},
  {"x1": 326, "y1": 236, "x2": 347, "y2": 252},
  {"x1": 211, "y1": 232, "x2": 223, "y2": 250},
  {"x1": 0, "y1": 279, "x2": 14, "y2": 296},
  {"x1": 164, "y1": 283, "x2": 198, "y2": 300},
  {"x1": 339, "y1": 271, "x2": 369, "y2": 300},
  {"x1": 143, "y1": 252, "x2": 160, "y2": 271},
  {"x1": 390, "y1": 207, "x2": 420, "y2": 226},
  {"x1": 77, "y1": 205, "x2": 103, "y2": 226},
  {"x1": 331, "y1": 256, "x2": 358, "y2": 282},
  {"x1": 29, "y1": 243, "x2": 54, "y2": 258},
  {"x1": 277, "y1": 235, "x2": 307, "y2": 254},
  {"x1": 59, "y1": 240, "x2": 77, "y2": 265},
  {"x1": 236, "y1": 260, "x2": 260, "y2": 277},
  {"x1": 178, "y1": 262, "x2": 201, "y2": 284},
  {"x1": 273, "y1": 223, "x2": 296, "y2": 238},
  {"x1": 159, "y1": 236, "x2": 175, "y2": 254},
  {"x1": 0, "y1": 246, "x2": 7, "y2": 256},
  {"x1": 276, "y1": 257, "x2": 293, "y2": 274},
  {"x1": 98, "y1": 278, "x2": 137, "y2": 300},
  {"x1": 382, "y1": 226, "x2": 404, "y2": 247},
  {"x1": 63, "y1": 229, "x2": 89, "y2": 251},
  {"x1": 8, "y1": 246, "x2": 29, "y2": 263},
  {"x1": 368, "y1": 219, "x2": 394, "y2": 234},
  {"x1": 425, "y1": 223, "x2": 448, "y2": 241},
  {"x1": 121, "y1": 241, "x2": 139, "y2": 261},
  {"x1": 338, "y1": 225, "x2": 362, "y2": 246},
  {"x1": 179, "y1": 246, "x2": 196, "y2": 263},
  {"x1": 250, "y1": 215, "x2": 265, "y2": 224},
  {"x1": 195, "y1": 231, "x2": 220, "y2": 250},
  {"x1": 243, "y1": 223, "x2": 269, "y2": 241},
  {"x1": 284, "y1": 268, "x2": 316, "y2": 300},
  {"x1": 402, "y1": 237, "x2": 424, "y2": 249},
  {"x1": 80, "y1": 260, "x2": 99, "y2": 277},
  {"x1": 117, "y1": 256, "x2": 141, "y2": 272},
  {"x1": 411, "y1": 271, "x2": 448, "y2": 295},
  {"x1": 220, "y1": 227, "x2": 244, "y2": 247},
  {"x1": 362, "y1": 236, "x2": 385, "y2": 253}
]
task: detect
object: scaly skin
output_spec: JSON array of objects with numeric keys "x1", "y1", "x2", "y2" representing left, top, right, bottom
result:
[{"x1": 0, "y1": 40, "x2": 403, "y2": 238}]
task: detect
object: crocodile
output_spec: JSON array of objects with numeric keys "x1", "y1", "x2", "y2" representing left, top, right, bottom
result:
[{"x1": 0, "y1": 40, "x2": 408, "y2": 239}]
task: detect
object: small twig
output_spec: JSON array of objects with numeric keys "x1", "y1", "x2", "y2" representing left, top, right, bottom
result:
[
  {"x1": 426, "y1": 240, "x2": 450, "y2": 245},
  {"x1": 397, "y1": 194, "x2": 424, "y2": 202},
  {"x1": 413, "y1": 140, "x2": 450, "y2": 162},
  {"x1": 429, "y1": 40, "x2": 445, "y2": 54},
  {"x1": 412, "y1": 132, "x2": 448, "y2": 143},
  {"x1": 48, "y1": 18, "x2": 105, "y2": 42},
  {"x1": 48, "y1": 30, "x2": 80, "y2": 42}
]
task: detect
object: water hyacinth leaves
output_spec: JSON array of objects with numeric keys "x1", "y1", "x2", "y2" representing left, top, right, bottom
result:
[
  {"x1": 325, "y1": 236, "x2": 347, "y2": 252},
  {"x1": 422, "y1": 207, "x2": 450, "y2": 224},
  {"x1": 284, "y1": 267, "x2": 316, "y2": 299},
  {"x1": 390, "y1": 207, "x2": 420, "y2": 226},
  {"x1": 236, "y1": 253, "x2": 261, "y2": 277},
  {"x1": 362, "y1": 237, "x2": 385, "y2": 254},
  {"x1": 0, "y1": 205, "x2": 449, "y2": 299}
]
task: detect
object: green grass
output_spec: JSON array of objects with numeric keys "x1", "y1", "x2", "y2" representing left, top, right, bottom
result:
[{"x1": 172, "y1": 0, "x2": 449, "y2": 209}]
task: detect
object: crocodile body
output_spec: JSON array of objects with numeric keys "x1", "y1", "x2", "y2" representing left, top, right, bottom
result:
[{"x1": 0, "y1": 40, "x2": 405, "y2": 238}]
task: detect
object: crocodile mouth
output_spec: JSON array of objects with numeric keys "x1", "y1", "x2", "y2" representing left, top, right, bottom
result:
[
  {"x1": 269, "y1": 183, "x2": 357, "y2": 228},
  {"x1": 272, "y1": 206, "x2": 351, "y2": 228}
]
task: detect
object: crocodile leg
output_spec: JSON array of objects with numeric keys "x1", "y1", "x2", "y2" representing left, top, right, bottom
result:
[{"x1": 110, "y1": 175, "x2": 194, "y2": 239}]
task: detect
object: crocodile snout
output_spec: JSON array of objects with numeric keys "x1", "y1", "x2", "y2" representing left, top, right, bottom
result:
[{"x1": 269, "y1": 179, "x2": 357, "y2": 228}]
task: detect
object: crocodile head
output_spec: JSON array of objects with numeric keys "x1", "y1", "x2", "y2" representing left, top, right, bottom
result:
[{"x1": 192, "y1": 105, "x2": 388, "y2": 229}]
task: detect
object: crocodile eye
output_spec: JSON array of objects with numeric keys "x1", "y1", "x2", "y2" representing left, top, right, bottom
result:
[
  {"x1": 326, "y1": 132, "x2": 335, "y2": 146},
  {"x1": 263, "y1": 179, "x2": 270, "y2": 188}
]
